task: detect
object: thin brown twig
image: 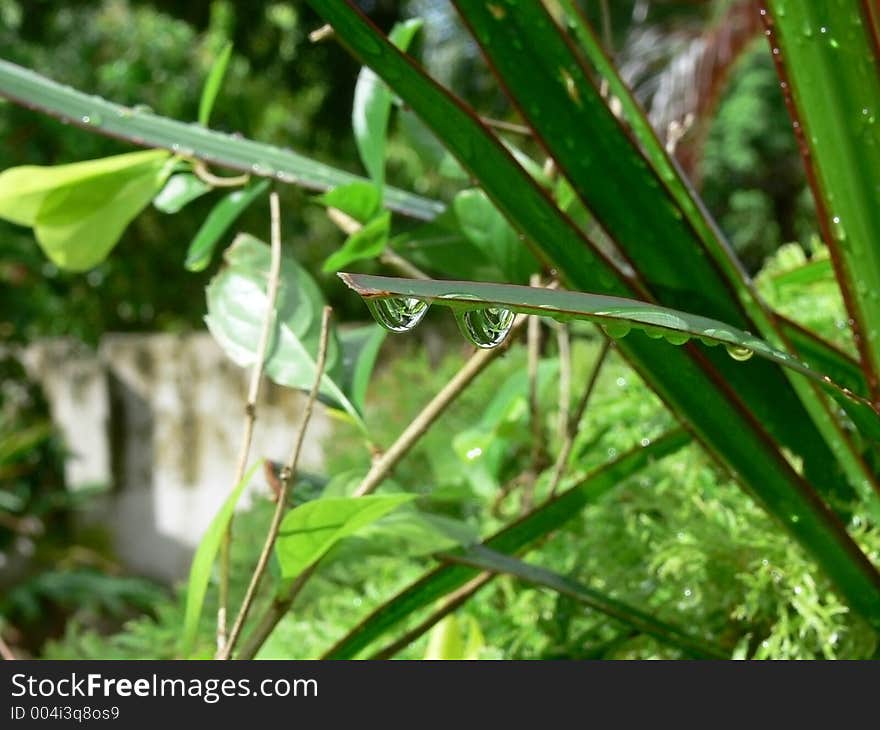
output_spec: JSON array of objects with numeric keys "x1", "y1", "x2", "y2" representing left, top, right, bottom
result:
[
  {"x1": 216, "y1": 190, "x2": 285, "y2": 654},
  {"x1": 221, "y1": 307, "x2": 333, "y2": 660},
  {"x1": 548, "y1": 337, "x2": 612, "y2": 497},
  {"x1": 236, "y1": 564, "x2": 317, "y2": 660}
]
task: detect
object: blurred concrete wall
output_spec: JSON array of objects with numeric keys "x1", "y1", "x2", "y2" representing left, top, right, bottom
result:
[{"x1": 20, "y1": 333, "x2": 329, "y2": 582}]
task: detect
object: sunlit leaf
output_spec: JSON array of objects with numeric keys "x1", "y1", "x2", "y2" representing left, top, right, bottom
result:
[
  {"x1": 154, "y1": 172, "x2": 211, "y2": 214},
  {"x1": 275, "y1": 494, "x2": 414, "y2": 579}
]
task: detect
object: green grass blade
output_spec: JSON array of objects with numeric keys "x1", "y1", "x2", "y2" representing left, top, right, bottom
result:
[
  {"x1": 0, "y1": 59, "x2": 442, "y2": 221},
  {"x1": 323, "y1": 430, "x2": 691, "y2": 658},
  {"x1": 198, "y1": 41, "x2": 233, "y2": 127},
  {"x1": 765, "y1": 1, "x2": 880, "y2": 398},
  {"x1": 311, "y1": 0, "x2": 880, "y2": 630},
  {"x1": 445, "y1": 545, "x2": 727, "y2": 659}
]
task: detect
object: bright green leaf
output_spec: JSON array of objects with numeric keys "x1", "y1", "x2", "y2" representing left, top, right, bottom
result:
[
  {"x1": 275, "y1": 494, "x2": 415, "y2": 579},
  {"x1": 198, "y1": 41, "x2": 233, "y2": 127},
  {"x1": 322, "y1": 211, "x2": 391, "y2": 273},
  {"x1": 317, "y1": 181, "x2": 381, "y2": 224},
  {"x1": 0, "y1": 149, "x2": 171, "y2": 271}
]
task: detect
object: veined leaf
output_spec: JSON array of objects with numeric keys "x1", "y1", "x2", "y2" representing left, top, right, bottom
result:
[
  {"x1": 205, "y1": 233, "x2": 364, "y2": 430},
  {"x1": 182, "y1": 459, "x2": 262, "y2": 657},
  {"x1": 0, "y1": 59, "x2": 442, "y2": 221},
  {"x1": 275, "y1": 494, "x2": 415, "y2": 579},
  {"x1": 323, "y1": 429, "x2": 691, "y2": 659}
]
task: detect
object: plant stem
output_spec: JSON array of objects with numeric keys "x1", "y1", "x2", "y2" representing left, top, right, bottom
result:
[
  {"x1": 215, "y1": 191, "x2": 284, "y2": 655},
  {"x1": 548, "y1": 337, "x2": 612, "y2": 496},
  {"x1": 221, "y1": 307, "x2": 333, "y2": 660},
  {"x1": 235, "y1": 564, "x2": 317, "y2": 660},
  {"x1": 192, "y1": 159, "x2": 250, "y2": 188},
  {"x1": 556, "y1": 323, "x2": 571, "y2": 442},
  {"x1": 353, "y1": 313, "x2": 529, "y2": 497}
]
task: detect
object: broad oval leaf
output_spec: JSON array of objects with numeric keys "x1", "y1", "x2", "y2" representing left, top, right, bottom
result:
[
  {"x1": 0, "y1": 149, "x2": 171, "y2": 271},
  {"x1": 205, "y1": 233, "x2": 369, "y2": 429},
  {"x1": 275, "y1": 494, "x2": 415, "y2": 580}
]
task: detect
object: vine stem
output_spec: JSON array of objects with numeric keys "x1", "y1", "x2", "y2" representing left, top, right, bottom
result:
[
  {"x1": 215, "y1": 191, "x2": 284, "y2": 655},
  {"x1": 0, "y1": 634, "x2": 17, "y2": 660},
  {"x1": 220, "y1": 307, "x2": 333, "y2": 660}
]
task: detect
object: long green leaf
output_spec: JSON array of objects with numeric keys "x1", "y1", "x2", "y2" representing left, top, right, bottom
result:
[
  {"x1": 185, "y1": 179, "x2": 270, "y2": 271},
  {"x1": 353, "y1": 18, "x2": 423, "y2": 188},
  {"x1": 445, "y1": 546, "x2": 726, "y2": 659},
  {"x1": 311, "y1": 2, "x2": 880, "y2": 628},
  {"x1": 0, "y1": 59, "x2": 442, "y2": 221},
  {"x1": 323, "y1": 429, "x2": 691, "y2": 659},
  {"x1": 765, "y1": 1, "x2": 880, "y2": 397},
  {"x1": 198, "y1": 41, "x2": 233, "y2": 127},
  {"x1": 341, "y1": 273, "x2": 880, "y2": 447},
  {"x1": 182, "y1": 459, "x2": 262, "y2": 657}
]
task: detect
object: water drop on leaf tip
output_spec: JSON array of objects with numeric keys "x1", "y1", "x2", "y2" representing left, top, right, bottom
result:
[
  {"x1": 456, "y1": 307, "x2": 515, "y2": 349},
  {"x1": 726, "y1": 344, "x2": 754, "y2": 362},
  {"x1": 366, "y1": 296, "x2": 429, "y2": 333}
]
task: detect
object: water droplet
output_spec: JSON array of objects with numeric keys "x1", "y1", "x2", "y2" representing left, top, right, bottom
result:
[
  {"x1": 726, "y1": 344, "x2": 754, "y2": 362},
  {"x1": 663, "y1": 332, "x2": 690, "y2": 346},
  {"x1": 365, "y1": 297, "x2": 429, "y2": 333},
  {"x1": 601, "y1": 322, "x2": 631, "y2": 339},
  {"x1": 455, "y1": 307, "x2": 515, "y2": 348}
]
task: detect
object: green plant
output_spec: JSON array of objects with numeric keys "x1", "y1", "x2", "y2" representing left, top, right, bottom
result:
[{"x1": 3, "y1": 0, "x2": 880, "y2": 660}]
